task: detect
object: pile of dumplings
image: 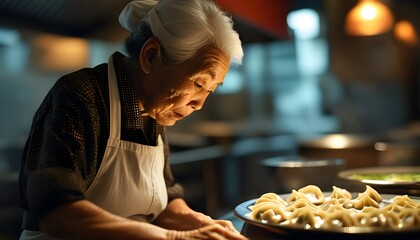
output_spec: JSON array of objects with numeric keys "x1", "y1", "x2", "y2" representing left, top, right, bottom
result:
[{"x1": 246, "y1": 185, "x2": 420, "y2": 229}]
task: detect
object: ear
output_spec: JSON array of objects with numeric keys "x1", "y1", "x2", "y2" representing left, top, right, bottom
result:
[{"x1": 139, "y1": 37, "x2": 160, "y2": 74}]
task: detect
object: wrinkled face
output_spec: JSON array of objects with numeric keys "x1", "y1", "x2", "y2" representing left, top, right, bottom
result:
[{"x1": 143, "y1": 47, "x2": 230, "y2": 126}]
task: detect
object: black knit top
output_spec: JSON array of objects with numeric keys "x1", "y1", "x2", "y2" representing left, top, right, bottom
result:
[{"x1": 18, "y1": 51, "x2": 184, "y2": 230}]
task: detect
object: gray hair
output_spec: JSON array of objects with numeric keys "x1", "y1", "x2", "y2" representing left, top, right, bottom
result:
[{"x1": 119, "y1": 0, "x2": 243, "y2": 64}]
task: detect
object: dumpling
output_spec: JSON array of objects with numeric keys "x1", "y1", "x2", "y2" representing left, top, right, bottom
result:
[
  {"x1": 378, "y1": 208, "x2": 401, "y2": 228},
  {"x1": 384, "y1": 202, "x2": 405, "y2": 214},
  {"x1": 392, "y1": 195, "x2": 417, "y2": 208},
  {"x1": 249, "y1": 192, "x2": 286, "y2": 212},
  {"x1": 247, "y1": 201, "x2": 288, "y2": 223},
  {"x1": 322, "y1": 210, "x2": 356, "y2": 228},
  {"x1": 352, "y1": 193, "x2": 380, "y2": 210},
  {"x1": 259, "y1": 208, "x2": 286, "y2": 224},
  {"x1": 362, "y1": 185, "x2": 382, "y2": 203},
  {"x1": 354, "y1": 207, "x2": 388, "y2": 227},
  {"x1": 286, "y1": 190, "x2": 310, "y2": 203},
  {"x1": 287, "y1": 206, "x2": 318, "y2": 228},
  {"x1": 398, "y1": 208, "x2": 420, "y2": 228},
  {"x1": 297, "y1": 185, "x2": 325, "y2": 205},
  {"x1": 352, "y1": 185, "x2": 382, "y2": 210},
  {"x1": 247, "y1": 193, "x2": 289, "y2": 223},
  {"x1": 286, "y1": 197, "x2": 318, "y2": 212},
  {"x1": 325, "y1": 201, "x2": 355, "y2": 214},
  {"x1": 319, "y1": 198, "x2": 340, "y2": 211},
  {"x1": 329, "y1": 186, "x2": 352, "y2": 200},
  {"x1": 254, "y1": 192, "x2": 287, "y2": 206},
  {"x1": 321, "y1": 197, "x2": 354, "y2": 209}
]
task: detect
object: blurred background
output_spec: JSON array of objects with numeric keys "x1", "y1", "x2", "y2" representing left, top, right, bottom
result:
[{"x1": 1, "y1": 0, "x2": 420, "y2": 238}]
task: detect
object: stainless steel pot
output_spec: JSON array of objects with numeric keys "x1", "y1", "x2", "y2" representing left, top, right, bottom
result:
[
  {"x1": 298, "y1": 134, "x2": 381, "y2": 169},
  {"x1": 262, "y1": 156, "x2": 346, "y2": 193},
  {"x1": 375, "y1": 140, "x2": 420, "y2": 166}
]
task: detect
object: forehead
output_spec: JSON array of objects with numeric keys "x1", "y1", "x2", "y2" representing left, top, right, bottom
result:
[{"x1": 187, "y1": 46, "x2": 230, "y2": 79}]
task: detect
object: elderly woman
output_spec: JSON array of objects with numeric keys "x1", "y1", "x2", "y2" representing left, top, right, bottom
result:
[{"x1": 18, "y1": 0, "x2": 244, "y2": 239}]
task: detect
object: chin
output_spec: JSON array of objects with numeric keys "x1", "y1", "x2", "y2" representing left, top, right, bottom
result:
[{"x1": 156, "y1": 118, "x2": 177, "y2": 126}]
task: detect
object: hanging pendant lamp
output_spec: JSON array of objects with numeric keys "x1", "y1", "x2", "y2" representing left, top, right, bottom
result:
[{"x1": 345, "y1": 0, "x2": 394, "y2": 36}]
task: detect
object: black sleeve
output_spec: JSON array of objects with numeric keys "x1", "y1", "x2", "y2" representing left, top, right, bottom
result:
[{"x1": 23, "y1": 73, "x2": 106, "y2": 224}]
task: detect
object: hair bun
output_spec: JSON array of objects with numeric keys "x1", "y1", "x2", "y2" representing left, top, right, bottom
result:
[{"x1": 118, "y1": 0, "x2": 158, "y2": 31}]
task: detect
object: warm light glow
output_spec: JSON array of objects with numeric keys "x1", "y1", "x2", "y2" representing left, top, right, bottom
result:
[
  {"x1": 361, "y1": 6, "x2": 377, "y2": 20},
  {"x1": 33, "y1": 34, "x2": 89, "y2": 72},
  {"x1": 394, "y1": 20, "x2": 418, "y2": 46},
  {"x1": 323, "y1": 134, "x2": 350, "y2": 149},
  {"x1": 374, "y1": 142, "x2": 387, "y2": 151},
  {"x1": 345, "y1": 0, "x2": 394, "y2": 36}
]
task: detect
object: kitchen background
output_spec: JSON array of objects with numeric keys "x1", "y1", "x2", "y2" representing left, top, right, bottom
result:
[{"x1": 1, "y1": 0, "x2": 419, "y2": 239}]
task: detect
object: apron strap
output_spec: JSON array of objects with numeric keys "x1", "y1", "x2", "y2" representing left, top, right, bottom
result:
[{"x1": 107, "y1": 56, "x2": 121, "y2": 139}]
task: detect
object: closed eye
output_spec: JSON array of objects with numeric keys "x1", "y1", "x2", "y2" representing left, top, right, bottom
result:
[
  {"x1": 208, "y1": 83, "x2": 223, "y2": 93},
  {"x1": 195, "y1": 82, "x2": 203, "y2": 89}
]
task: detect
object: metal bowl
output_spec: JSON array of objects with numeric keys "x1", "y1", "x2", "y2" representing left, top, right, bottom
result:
[
  {"x1": 262, "y1": 156, "x2": 346, "y2": 193},
  {"x1": 298, "y1": 134, "x2": 380, "y2": 169},
  {"x1": 375, "y1": 140, "x2": 420, "y2": 166}
]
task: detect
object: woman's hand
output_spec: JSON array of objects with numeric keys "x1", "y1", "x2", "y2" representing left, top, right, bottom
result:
[
  {"x1": 154, "y1": 198, "x2": 248, "y2": 239},
  {"x1": 154, "y1": 199, "x2": 238, "y2": 231},
  {"x1": 167, "y1": 224, "x2": 247, "y2": 240},
  {"x1": 184, "y1": 211, "x2": 239, "y2": 233}
]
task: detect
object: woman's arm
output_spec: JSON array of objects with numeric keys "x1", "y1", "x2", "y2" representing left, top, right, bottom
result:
[
  {"x1": 40, "y1": 200, "x2": 169, "y2": 240},
  {"x1": 40, "y1": 199, "x2": 247, "y2": 240}
]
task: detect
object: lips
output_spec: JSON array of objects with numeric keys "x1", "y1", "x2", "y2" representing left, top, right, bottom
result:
[{"x1": 174, "y1": 112, "x2": 185, "y2": 119}]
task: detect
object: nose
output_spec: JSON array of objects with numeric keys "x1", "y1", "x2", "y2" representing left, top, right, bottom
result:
[{"x1": 188, "y1": 93, "x2": 208, "y2": 111}]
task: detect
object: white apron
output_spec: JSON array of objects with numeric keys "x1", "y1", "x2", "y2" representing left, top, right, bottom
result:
[{"x1": 20, "y1": 56, "x2": 168, "y2": 239}]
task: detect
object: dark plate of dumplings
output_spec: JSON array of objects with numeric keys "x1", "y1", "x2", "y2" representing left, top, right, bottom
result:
[{"x1": 234, "y1": 185, "x2": 420, "y2": 238}]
